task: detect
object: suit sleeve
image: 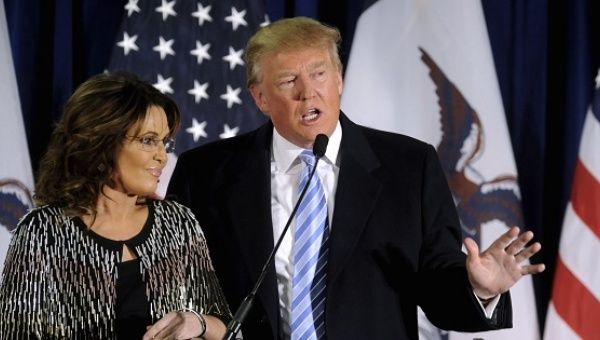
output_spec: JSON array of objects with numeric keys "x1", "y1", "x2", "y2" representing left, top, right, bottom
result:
[
  {"x1": 416, "y1": 145, "x2": 512, "y2": 331},
  {"x1": 167, "y1": 152, "x2": 193, "y2": 206},
  {"x1": 176, "y1": 204, "x2": 233, "y2": 325}
]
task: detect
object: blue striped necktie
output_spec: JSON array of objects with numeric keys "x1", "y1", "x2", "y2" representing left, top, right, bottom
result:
[{"x1": 291, "y1": 150, "x2": 329, "y2": 340}]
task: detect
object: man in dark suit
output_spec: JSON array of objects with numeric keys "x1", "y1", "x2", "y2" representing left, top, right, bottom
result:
[{"x1": 167, "y1": 17, "x2": 544, "y2": 340}]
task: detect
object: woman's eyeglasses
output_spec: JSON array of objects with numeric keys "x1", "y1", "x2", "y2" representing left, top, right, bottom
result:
[{"x1": 126, "y1": 135, "x2": 176, "y2": 153}]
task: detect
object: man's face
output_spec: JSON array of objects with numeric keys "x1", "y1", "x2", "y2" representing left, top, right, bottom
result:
[{"x1": 249, "y1": 47, "x2": 343, "y2": 149}]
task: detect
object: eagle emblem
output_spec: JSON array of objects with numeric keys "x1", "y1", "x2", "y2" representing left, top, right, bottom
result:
[
  {"x1": 420, "y1": 48, "x2": 523, "y2": 245},
  {"x1": 0, "y1": 178, "x2": 34, "y2": 232}
]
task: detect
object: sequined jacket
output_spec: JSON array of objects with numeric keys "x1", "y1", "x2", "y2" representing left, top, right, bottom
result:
[{"x1": 0, "y1": 199, "x2": 231, "y2": 339}]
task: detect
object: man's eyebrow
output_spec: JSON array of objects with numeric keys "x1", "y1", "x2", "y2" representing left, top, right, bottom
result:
[
  {"x1": 273, "y1": 60, "x2": 328, "y2": 80},
  {"x1": 309, "y1": 61, "x2": 327, "y2": 70},
  {"x1": 274, "y1": 71, "x2": 296, "y2": 80}
]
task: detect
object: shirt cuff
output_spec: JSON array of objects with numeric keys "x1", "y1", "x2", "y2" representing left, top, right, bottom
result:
[{"x1": 473, "y1": 290, "x2": 501, "y2": 319}]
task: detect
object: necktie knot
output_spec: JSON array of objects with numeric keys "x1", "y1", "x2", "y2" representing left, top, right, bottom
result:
[{"x1": 298, "y1": 150, "x2": 316, "y2": 168}]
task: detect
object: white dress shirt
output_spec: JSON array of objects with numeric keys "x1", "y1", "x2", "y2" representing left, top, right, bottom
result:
[
  {"x1": 270, "y1": 122, "x2": 342, "y2": 338},
  {"x1": 269, "y1": 122, "x2": 498, "y2": 338}
]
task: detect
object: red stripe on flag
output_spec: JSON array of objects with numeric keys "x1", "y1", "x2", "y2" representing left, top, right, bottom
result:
[
  {"x1": 552, "y1": 257, "x2": 600, "y2": 339},
  {"x1": 571, "y1": 159, "x2": 600, "y2": 239}
]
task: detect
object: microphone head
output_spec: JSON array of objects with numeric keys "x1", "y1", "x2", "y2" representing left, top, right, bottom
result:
[{"x1": 312, "y1": 134, "x2": 329, "y2": 158}]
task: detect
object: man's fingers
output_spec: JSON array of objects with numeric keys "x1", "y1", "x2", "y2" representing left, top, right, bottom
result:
[
  {"x1": 505, "y1": 230, "x2": 534, "y2": 255},
  {"x1": 515, "y1": 242, "x2": 542, "y2": 263},
  {"x1": 520, "y1": 263, "x2": 546, "y2": 275},
  {"x1": 463, "y1": 237, "x2": 480, "y2": 259},
  {"x1": 489, "y1": 226, "x2": 521, "y2": 250}
]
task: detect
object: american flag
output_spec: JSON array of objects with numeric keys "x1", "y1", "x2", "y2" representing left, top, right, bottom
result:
[
  {"x1": 109, "y1": 0, "x2": 268, "y2": 154},
  {"x1": 544, "y1": 69, "x2": 600, "y2": 339}
]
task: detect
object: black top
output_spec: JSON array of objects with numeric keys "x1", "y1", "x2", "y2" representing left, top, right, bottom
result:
[
  {"x1": 77, "y1": 206, "x2": 154, "y2": 339},
  {"x1": 115, "y1": 258, "x2": 150, "y2": 339}
]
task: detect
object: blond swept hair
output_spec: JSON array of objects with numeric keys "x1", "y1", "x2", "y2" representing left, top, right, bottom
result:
[{"x1": 244, "y1": 17, "x2": 342, "y2": 87}]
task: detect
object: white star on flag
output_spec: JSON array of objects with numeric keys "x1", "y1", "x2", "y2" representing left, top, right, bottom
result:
[
  {"x1": 190, "y1": 40, "x2": 211, "y2": 64},
  {"x1": 153, "y1": 74, "x2": 174, "y2": 94},
  {"x1": 191, "y1": 3, "x2": 212, "y2": 26},
  {"x1": 222, "y1": 46, "x2": 245, "y2": 70},
  {"x1": 153, "y1": 36, "x2": 176, "y2": 60},
  {"x1": 125, "y1": 0, "x2": 141, "y2": 17},
  {"x1": 116, "y1": 32, "x2": 139, "y2": 55},
  {"x1": 188, "y1": 80, "x2": 209, "y2": 103},
  {"x1": 186, "y1": 118, "x2": 208, "y2": 142},
  {"x1": 595, "y1": 71, "x2": 600, "y2": 89},
  {"x1": 220, "y1": 85, "x2": 242, "y2": 108},
  {"x1": 220, "y1": 124, "x2": 240, "y2": 139},
  {"x1": 155, "y1": 0, "x2": 177, "y2": 21},
  {"x1": 225, "y1": 7, "x2": 247, "y2": 31},
  {"x1": 108, "y1": 0, "x2": 269, "y2": 162}
]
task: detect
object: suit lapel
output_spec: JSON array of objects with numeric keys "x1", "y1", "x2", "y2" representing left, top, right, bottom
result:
[
  {"x1": 328, "y1": 114, "x2": 383, "y2": 285},
  {"x1": 220, "y1": 115, "x2": 383, "y2": 336},
  {"x1": 225, "y1": 123, "x2": 280, "y2": 337}
]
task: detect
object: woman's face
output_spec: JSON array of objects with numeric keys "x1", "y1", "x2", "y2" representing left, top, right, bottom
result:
[{"x1": 112, "y1": 106, "x2": 170, "y2": 196}]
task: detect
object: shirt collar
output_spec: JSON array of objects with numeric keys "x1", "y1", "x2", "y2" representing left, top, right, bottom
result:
[{"x1": 272, "y1": 120, "x2": 342, "y2": 172}]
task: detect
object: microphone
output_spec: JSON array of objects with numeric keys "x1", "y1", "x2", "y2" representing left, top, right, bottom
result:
[
  {"x1": 312, "y1": 133, "x2": 328, "y2": 158},
  {"x1": 223, "y1": 134, "x2": 329, "y2": 340}
]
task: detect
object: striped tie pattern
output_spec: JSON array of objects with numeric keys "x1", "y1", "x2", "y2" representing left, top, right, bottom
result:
[{"x1": 291, "y1": 150, "x2": 329, "y2": 340}]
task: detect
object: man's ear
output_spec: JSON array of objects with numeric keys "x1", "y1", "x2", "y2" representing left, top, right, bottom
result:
[
  {"x1": 336, "y1": 70, "x2": 343, "y2": 95},
  {"x1": 249, "y1": 84, "x2": 268, "y2": 114}
]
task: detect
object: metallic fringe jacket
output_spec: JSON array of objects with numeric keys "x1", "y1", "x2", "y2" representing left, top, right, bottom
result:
[{"x1": 0, "y1": 200, "x2": 232, "y2": 339}]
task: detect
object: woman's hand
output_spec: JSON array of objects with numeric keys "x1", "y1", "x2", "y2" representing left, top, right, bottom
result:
[
  {"x1": 143, "y1": 311, "x2": 202, "y2": 340},
  {"x1": 143, "y1": 310, "x2": 227, "y2": 340}
]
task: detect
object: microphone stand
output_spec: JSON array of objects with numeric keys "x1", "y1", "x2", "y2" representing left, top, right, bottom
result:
[{"x1": 223, "y1": 143, "x2": 326, "y2": 340}]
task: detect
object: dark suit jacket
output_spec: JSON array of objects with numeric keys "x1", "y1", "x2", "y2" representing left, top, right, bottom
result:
[{"x1": 167, "y1": 113, "x2": 512, "y2": 340}]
